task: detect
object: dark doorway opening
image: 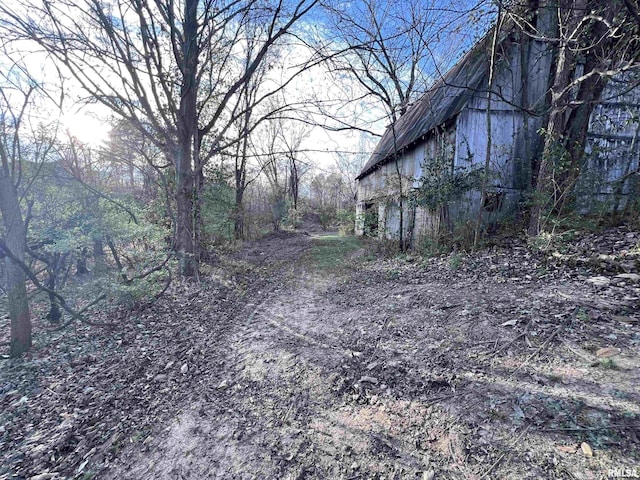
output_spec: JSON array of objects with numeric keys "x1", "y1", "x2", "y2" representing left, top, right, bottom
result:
[{"x1": 364, "y1": 203, "x2": 378, "y2": 237}]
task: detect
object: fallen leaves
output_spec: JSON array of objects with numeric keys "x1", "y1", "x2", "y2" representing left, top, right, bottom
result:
[
  {"x1": 27, "y1": 473, "x2": 58, "y2": 480},
  {"x1": 501, "y1": 319, "x2": 518, "y2": 327},
  {"x1": 422, "y1": 470, "x2": 435, "y2": 480},
  {"x1": 580, "y1": 442, "x2": 594, "y2": 457},
  {"x1": 2, "y1": 228, "x2": 638, "y2": 479},
  {"x1": 556, "y1": 444, "x2": 578, "y2": 454},
  {"x1": 358, "y1": 376, "x2": 378, "y2": 385},
  {"x1": 0, "y1": 273, "x2": 252, "y2": 477},
  {"x1": 616, "y1": 273, "x2": 640, "y2": 281},
  {"x1": 586, "y1": 276, "x2": 610, "y2": 287},
  {"x1": 216, "y1": 379, "x2": 230, "y2": 390},
  {"x1": 596, "y1": 347, "x2": 622, "y2": 358}
]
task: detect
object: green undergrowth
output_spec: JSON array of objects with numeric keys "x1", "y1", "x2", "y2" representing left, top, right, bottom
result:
[{"x1": 307, "y1": 235, "x2": 363, "y2": 271}]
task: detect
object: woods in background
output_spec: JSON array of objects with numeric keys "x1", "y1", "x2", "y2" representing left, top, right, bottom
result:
[{"x1": 1, "y1": 0, "x2": 639, "y2": 356}]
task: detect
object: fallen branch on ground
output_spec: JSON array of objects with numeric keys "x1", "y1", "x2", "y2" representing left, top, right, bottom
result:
[
  {"x1": 478, "y1": 426, "x2": 531, "y2": 479},
  {"x1": 0, "y1": 239, "x2": 116, "y2": 328},
  {"x1": 488, "y1": 332, "x2": 528, "y2": 358},
  {"x1": 508, "y1": 309, "x2": 577, "y2": 378},
  {"x1": 539, "y1": 424, "x2": 640, "y2": 432},
  {"x1": 559, "y1": 338, "x2": 594, "y2": 361},
  {"x1": 51, "y1": 294, "x2": 109, "y2": 331}
]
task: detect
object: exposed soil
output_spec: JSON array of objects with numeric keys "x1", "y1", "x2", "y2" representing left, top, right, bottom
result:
[{"x1": 1, "y1": 228, "x2": 639, "y2": 479}]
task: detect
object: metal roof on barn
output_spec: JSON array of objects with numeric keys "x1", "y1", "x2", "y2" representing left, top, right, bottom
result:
[{"x1": 356, "y1": 34, "x2": 494, "y2": 180}]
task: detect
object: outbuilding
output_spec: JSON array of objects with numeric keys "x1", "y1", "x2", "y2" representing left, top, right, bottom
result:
[{"x1": 355, "y1": 17, "x2": 640, "y2": 245}]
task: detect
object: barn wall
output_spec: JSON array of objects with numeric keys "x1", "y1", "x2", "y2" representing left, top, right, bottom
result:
[
  {"x1": 413, "y1": 205, "x2": 442, "y2": 244},
  {"x1": 355, "y1": 32, "x2": 554, "y2": 243},
  {"x1": 432, "y1": 39, "x2": 536, "y2": 236},
  {"x1": 575, "y1": 75, "x2": 640, "y2": 211},
  {"x1": 433, "y1": 35, "x2": 554, "y2": 237},
  {"x1": 457, "y1": 32, "x2": 546, "y2": 189},
  {"x1": 356, "y1": 25, "x2": 639, "y2": 245},
  {"x1": 410, "y1": 126, "x2": 456, "y2": 241},
  {"x1": 356, "y1": 140, "x2": 427, "y2": 240},
  {"x1": 356, "y1": 147, "x2": 420, "y2": 202},
  {"x1": 355, "y1": 37, "x2": 540, "y2": 243},
  {"x1": 354, "y1": 201, "x2": 365, "y2": 236}
]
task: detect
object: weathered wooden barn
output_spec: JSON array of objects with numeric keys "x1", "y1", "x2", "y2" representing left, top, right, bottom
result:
[{"x1": 355, "y1": 21, "x2": 640, "y2": 244}]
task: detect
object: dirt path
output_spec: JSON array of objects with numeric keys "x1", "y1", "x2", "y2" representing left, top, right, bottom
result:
[
  {"x1": 104, "y1": 232, "x2": 640, "y2": 480},
  {"x1": 107, "y1": 235, "x2": 390, "y2": 478},
  {"x1": 2, "y1": 231, "x2": 638, "y2": 479}
]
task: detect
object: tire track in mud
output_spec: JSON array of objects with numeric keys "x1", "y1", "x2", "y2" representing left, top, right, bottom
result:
[
  {"x1": 109, "y1": 275, "x2": 338, "y2": 478},
  {"x1": 101, "y1": 237, "x2": 317, "y2": 479},
  {"x1": 198, "y1": 267, "x2": 432, "y2": 479},
  {"x1": 103, "y1": 232, "x2": 640, "y2": 480},
  {"x1": 105, "y1": 236, "x2": 435, "y2": 479}
]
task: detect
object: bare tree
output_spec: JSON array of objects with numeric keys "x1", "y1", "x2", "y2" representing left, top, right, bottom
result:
[
  {"x1": 0, "y1": 0, "x2": 319, "y2": 275},
  {"x1": 320, "y1": 0, "x2": 468, "y2": 249},
  {"x1": 254, "y1": 101, "x2": 311, "y2": 230},
  {"x1": 0, "y1": 68, "x2": 53, "y2": 356},
  {"x1": 227, "y1": 24, "x2": 274, "y2": 240},
  {"x1": 279, "y1": 116, "x2": 310, "y2": 213},
  {"x1": 0, "y1": 111, "x2": 31, "y2": 355},
  {"x1": 334, "y1": 136, "x2": 370, "y2": 202},
  {"x1": 307, "y1": 170, "x2": 352, "y2": 228}
]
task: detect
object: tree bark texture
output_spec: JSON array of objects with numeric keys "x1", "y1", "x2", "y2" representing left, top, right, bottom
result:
[
  {"x1": 174, "y1": 0, "x2": 199, "y2": 276},
  {"x1": 0, "y1": 174, "x2": 32, "y2": 357},
  {"x1": 76, "y1": 248, "x2": 89, "y2": 275},
  {"x1": 47, "y1": 258, "x2": 62, "y2": 324}
]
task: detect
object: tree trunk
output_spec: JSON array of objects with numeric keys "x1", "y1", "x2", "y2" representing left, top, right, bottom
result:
[
  {"x1": 475, "y1": 7, "x2": 502, "y2": 246},
  {"x1": 0, "y1": 174, "x2": 32, "y2": 357},
  {"x1": 289, "y1": 158, "x2": 299, "y2": 211},
  {"x1": 557, "y1": 37, "x2": 610, "y2": 201},
  {"x1": 93, "y1": 238, "x2": 105, "y2": 273},
  {"x1": 46, "y1": 257, "x2": 62, "y2": 324},
  {"x1": 194, "y1": 153, "x2": 205, "y2": 262},
  {"x1": 76, "y1": 247, "x2": 89, "y2": 275},
  {"x1": 390, "y1": 118, "x2": 405, "y2": 250},
  {"x1": 174, "y1": 145, "x2": 196, "y2": 276},
  {"x1": 528, "y1": 0, "x2": 581, "y2": 235},
  {"x1": 234, "y1": 181, "x2": 245, "y2": 240},
  {"x1": 174, "y1": 0, "x2": 199, "y2": 276},
  {"x1": 234, "y1": 128, "x2": 249, "y2": 240}
]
